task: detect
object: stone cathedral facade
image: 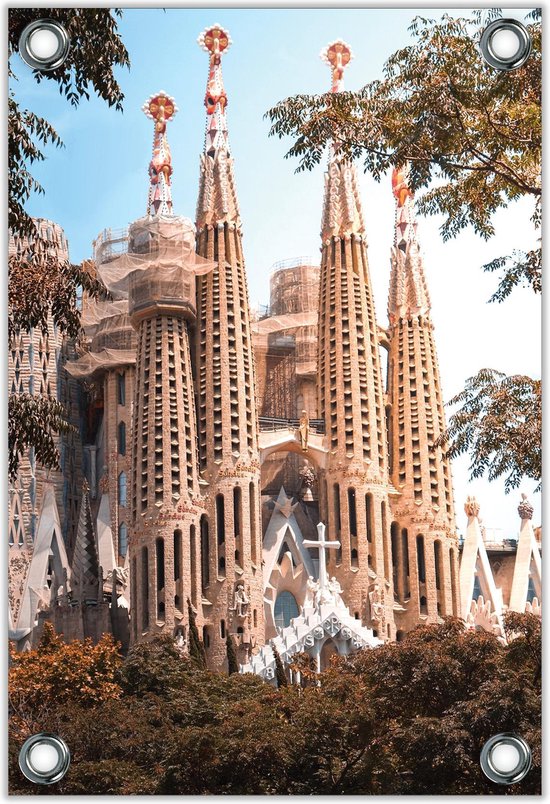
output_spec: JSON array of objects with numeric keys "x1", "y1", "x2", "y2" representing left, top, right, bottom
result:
[{"x1": 8, "y1": 32, "x2": 541, "y2": 674}]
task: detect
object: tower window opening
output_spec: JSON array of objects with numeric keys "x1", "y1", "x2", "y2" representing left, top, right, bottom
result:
[
  {"x1": 348, "y1": 488, "x2": 357, "y2": 538},
  {"x1": 449, "y1": 548, "x2": 458, "y2": 615},
  {"x1": 142, "y1": 547, "x2": 149, "y2": 630},
  {"x1": 174, "y1": 529, "x2": 182, "y2": 583},
  {"x1": 200, "y1": 515, "x2": 210, "y2": 591},
  {"x1": 216, "y1": 494, "x2": 225, "y2": 545},
  {"x1": 249, "y1": 482, "x2": 258, "y2": 565},
  {"x1": 117, "y1": 372, "x2": 126, "y2": 406},
  {"x1": 416, "y1": 535, "x2": 426, "y2": 584},
  {"x1": 434, "y1": 540, "x2": 442, "y2": 591},
  {"x1": 366, "y1": 493, "x2": 374, "y2": 543},
  {"x1": 118, "y1": 522, "x2": 128, "y2": 558},
  {"x1": 118, "y1": 472, "x2": 127, "y2": 507},
  {"x1": 333, "y1": 484, "x2": 341, "y2": 533},
  {"x1": 118, "y1": 421, "x2": 126, "y2": 456}
]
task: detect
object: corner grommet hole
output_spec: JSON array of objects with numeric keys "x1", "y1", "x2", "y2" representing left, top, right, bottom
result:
[
  {"x1": 27, "y1": 742, "x2": 60, "y2": 775},
  {"x1": 490, "y1": 742, "x2": 521, "y2": 775},
  {"x1": 27, "y1": 28, "x2": 60, "y2": 62},
  {"x1": 489, "y1": 28, "x2": 522, "y2": 61}
]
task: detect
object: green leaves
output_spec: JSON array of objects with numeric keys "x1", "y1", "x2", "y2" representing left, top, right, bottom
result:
[
  {"x1": 437, "y1": 369, "x2": 541, "y2": 492},
  {"x1": 8, "y1": 394, "x2": 76, "y2": 480},
  {"x1": 8, "y1": 9, "x2": 127, "y2": 478},
  {"x1": 265, "y1": 12, "x2": 541, "y2": 265}
]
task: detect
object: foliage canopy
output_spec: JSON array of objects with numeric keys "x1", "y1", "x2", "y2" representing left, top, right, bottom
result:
[
  {"x1": 9, "y1": 616, "x2": 541, "y2": 795},
  {"x1": 8, "y1": 9, "x2": 128, "y2": 478}
]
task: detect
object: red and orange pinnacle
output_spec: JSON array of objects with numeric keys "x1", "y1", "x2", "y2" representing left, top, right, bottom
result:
[{"x1": 392, "y1": 165, "x2": 413, "y2": 208}]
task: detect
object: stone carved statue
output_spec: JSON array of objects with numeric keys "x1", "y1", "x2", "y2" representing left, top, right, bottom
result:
[
  {"x1": 109, "y1": 566, "x2": 129, "y2": 590},
  {"x1": 232, "y1": 583, "x2": 249, "y2": 618},
  {"x1": 299, "y1": 465, "x2": 316, "y2": 501},
  {"x1": 304, "y1": 576, "x2": 319, "y2": 608},
  {"x1": 329, "y1": 576, "x2": 344, "y2": 607},
  {"x1": 174, "y1": 627, "x2": 186, "y2": 651},
  {"x1": 369, "y1": 583, "x2": 384, "y2": 623},
  {"x1": 299, "y1": 409, "x2": 310, "y2": 452}
]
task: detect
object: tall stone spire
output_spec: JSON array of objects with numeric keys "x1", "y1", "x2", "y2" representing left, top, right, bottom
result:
[
  {"x1": 317, "y1": 41, "x2": 395, "y2": 640},
  {"x1": 125, "y1": 94, "x2": 204, "y2": 645},
  {"x1": 142, "y1": 92, "x2": 178, "y2": 217},
  {"x1": 388, "y1": 166, "x2": 431, "y2": 321},
  {"x1": 194, "y1": 26, "x2": 264, "y2": 669},
  {"x1": 196, "y1": 25, "x2": 239, "y2": 226},
  {"x1": 387, "y1": 166, "x2": 459, "y2": 631}
]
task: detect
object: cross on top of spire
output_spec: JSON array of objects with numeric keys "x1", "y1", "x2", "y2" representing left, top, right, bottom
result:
[
  {"x1": 142, "y1": 91, "x2": 178, "y2": 217},
  {"x1": 320, "y1": 39, "x2": 354, "y2": 92}
]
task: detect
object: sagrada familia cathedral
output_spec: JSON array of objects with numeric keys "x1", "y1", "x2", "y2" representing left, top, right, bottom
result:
[{"x1": 8, "y1": 31, "x2": 541, "y2": 678}]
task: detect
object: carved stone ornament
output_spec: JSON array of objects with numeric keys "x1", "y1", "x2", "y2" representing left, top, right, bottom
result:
[
  {"x1": 464, "y1": 495, "x2": 480, "y2": 518},
  {"x1": 518, "y1": 493, "x2": 534, "y2": 521}
]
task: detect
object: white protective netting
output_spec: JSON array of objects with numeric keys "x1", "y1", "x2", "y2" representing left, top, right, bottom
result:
[
  {"x1": 65, "y1": 348, "x2": 136, "y2": 380},
  {"x1": 81, "y1": 299, "x2": 129, "y2": 334},
  {"x1": 251, "y1": 311, "x2": 317, "y2": 336},
  {"x1": 91, "y1": 312, "x2": 137, "y2": 352},
  {"x1": 97, "y1": 215, "x2": 214, "y2": 306}
]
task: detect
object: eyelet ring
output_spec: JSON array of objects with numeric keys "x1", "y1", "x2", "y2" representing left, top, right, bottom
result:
[
  {"x1": 480, "y1": 733, "x2": 532, "y2": 785},
  {"x1": 480, "y1": 19, "x2": 532, "y2": 71},
  {"x1": 18, "y1": 19, "x2": 70, "y2": 72},
  {"x1": 18, "y1": 733, "x2": 71, "y2": 785}
]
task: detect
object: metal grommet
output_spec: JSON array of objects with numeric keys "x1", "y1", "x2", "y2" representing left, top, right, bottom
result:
[
  {"x1": 18, "y1": 733, "x2": 71, "y2": 785},
  {"x1": 18, "y1": 19, "x2": 70, "y2": 71},
  {"x1": 480, "y1": 19, "x2": 532, "y2": 71},
  {"x1": 480, "y1": 733, "x2": 532, "y2": 785}
]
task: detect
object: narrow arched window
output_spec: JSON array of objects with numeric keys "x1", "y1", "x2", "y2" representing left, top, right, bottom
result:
[
  {"x1": 118, "y1": 472, "x2": 127, "y2": 506},
  {"x1": 348, "y1": 488, "x2": 357, "y2": 537},
  {"x1": 118, "y1": 522, "x2": 128, "y2": 557},
  {"x1": 417, "y1": 534, "x2": 426, "y2": 584},
  {"x1": 200, "y1": 515, "x2": 210, "y2": 591},
  {"x1": 216, "y1": 494, "x2": 225, "y2": 545},
  {"x1": 142, "y1": 546, "x2": 149, "y2": 630},
  {"x1": 117, "y1": 372, "x2": 126, "y2": 406},
  {"x1": 118, "y1": 421, "x2": 126, "y2": 455}
]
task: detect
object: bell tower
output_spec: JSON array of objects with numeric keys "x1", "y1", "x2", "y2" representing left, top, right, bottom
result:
[
  {"x1": 124, "y1": 93, "x2": 205, "y2": 644},
  {"x1": 194, "y1": 26, "x2": 264, "y2": 667},
  {"x1": 317, "y1": 41, "x2": 396, "y2": 639},
  {"x1": 387, "y1": 166, "x2": 459, "y2": 632}
]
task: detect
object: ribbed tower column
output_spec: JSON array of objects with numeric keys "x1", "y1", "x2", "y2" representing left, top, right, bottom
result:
[
  {"x1": 125, "y1": 93, "x2": 204, "y2": 645},
  {"x1": 317, "y1": 42, "x2": 395, "y2": 640},
  {"x1": 195, "y1": 26, "x2": 264, "y2": 669},
  {"x1": 387, "y1": 166, "x2": 459, "y2": 633}
]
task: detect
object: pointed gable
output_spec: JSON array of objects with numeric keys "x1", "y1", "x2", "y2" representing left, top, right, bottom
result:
[{"x1": 71, "y1": 483, "x2": 100, "y2": 604}]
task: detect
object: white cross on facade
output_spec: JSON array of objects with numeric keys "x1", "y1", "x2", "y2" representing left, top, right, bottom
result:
[{"x1": 303, "y1": 522, "x2": 340, "y2": 594}]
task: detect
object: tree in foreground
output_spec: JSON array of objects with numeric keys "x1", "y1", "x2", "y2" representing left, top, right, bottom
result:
[
  {"x1": 266, "y1": 10, "x2": 541, "y2": 492},
  {"x1": 8, "y1": 9, "x2": 129, "y2": 478},
  {"x1": 271, "y1": 643, "x2": 288, "y2": 687},
  {"x1": 436, "y1": 370, "x2": 541, "y2": 492},
  {"x1": 187, "y1": 598, "x2": 208, "y2": 669},
  {"x1": 9, "y1": 616, "x2": 540, "y2": 795},
  {"x1": 226, "y1": 633, "x2": 239, "y2": 675}
]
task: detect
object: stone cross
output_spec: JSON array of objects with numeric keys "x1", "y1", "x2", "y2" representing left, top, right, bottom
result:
[{"x1": 303, "y1": 522, "x2": 340, "y2": 595}]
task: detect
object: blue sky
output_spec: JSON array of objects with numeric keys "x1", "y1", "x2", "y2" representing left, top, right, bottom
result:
[{"x1": 11, "y1": 8, "x2": 541, "y2": 536}]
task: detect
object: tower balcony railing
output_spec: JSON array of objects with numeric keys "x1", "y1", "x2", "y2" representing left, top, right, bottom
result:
[
  {"x1": 270, "y1": 256, "x2": 320, "y2": 273},
  {"x1": 258, "y1": 416, "x2": 325, "y2": 434}
]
